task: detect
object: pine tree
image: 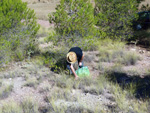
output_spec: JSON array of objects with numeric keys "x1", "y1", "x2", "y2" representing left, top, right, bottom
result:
[
  {"x1": 0, "y1": 0, "x2": 39, "y2": 65},
  {"x1": 49, "y1": 0, "x2": 96, "y2": 37},
  {"x1": 94, "y1": 0, "x2": 138, "y2": 40}
]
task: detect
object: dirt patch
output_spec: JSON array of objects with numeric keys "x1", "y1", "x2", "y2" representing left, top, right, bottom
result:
[{"x1": 37, "y1": 20, "x2": 54, "y2": 28}]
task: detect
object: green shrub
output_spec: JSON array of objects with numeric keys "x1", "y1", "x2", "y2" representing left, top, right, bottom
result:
[
  {"x1": 0, "y1": 0, "x2": 39, "y2": 35},
  {"x1": 0, "y1": 0, "x2": 40, "y2": 65},
  {"x1": 94, "y1": 0, "x2": 138, "y2": 40},
  {"x1": 49, "y1": 0, "x2": 96, "y2": 37},
  {"x1": 48, "y1": 0, "x2": 99, "y2": 51}
]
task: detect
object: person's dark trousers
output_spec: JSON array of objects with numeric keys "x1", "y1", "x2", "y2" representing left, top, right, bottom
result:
[{"x1": 67, "y1": 62, "x2": 84, "y2": 75}]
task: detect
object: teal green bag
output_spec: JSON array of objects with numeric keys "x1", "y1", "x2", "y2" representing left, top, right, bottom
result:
[{"x1": 75, "y1": 66, "x2": 90, "y2": 77}]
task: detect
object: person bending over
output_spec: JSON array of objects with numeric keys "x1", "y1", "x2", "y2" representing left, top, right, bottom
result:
[{"x1": 66, "y1": 47, "x2": 84, "y2": 80}]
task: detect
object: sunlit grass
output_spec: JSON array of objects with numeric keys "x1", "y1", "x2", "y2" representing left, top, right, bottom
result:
[
  {"x1": 0, "y1": 101, "x2": 22, "y2": 113},
  {"x1": 98, "y1": 39, "x2": 140, "y2": 65}
]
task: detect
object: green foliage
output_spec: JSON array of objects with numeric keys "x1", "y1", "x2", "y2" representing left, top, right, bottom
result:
[
  {"x1": 0, "y1": 0, "x2": 40, "y2": 65},
  {"x1": 48, "y1": 0, "x2": 99, "y2": 53},
  {"x1": 49, "y1": 0, "x2": 96, "y2": 37},
  {"x1": 95, "y1": 0, "x2": 138, "y2": 40},
  {"x1": 0, "y1": 0, "x2": 39, "y2": 35}
]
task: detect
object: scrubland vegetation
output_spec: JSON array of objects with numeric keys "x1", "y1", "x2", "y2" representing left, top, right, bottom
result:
[{"x1": 0, "y1": 0, "x2": 150, "y2": 113}]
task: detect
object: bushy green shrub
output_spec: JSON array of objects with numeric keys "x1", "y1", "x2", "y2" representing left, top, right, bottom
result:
[
  {"x1": 0, "y1": 0, "x2": 39, "y2": 36},
  {"x1": 48, "y1": 0, "x2": 99, "y2": 50},
  {"x1": 49, "y1": 0, "x2": 96, "y2": 37},
  {"x1": 94, "y1": 0, "x2": 138, "y2": 40},
  {"x1": 0, "y1": 0, "x2": 39, "y2": 65}
]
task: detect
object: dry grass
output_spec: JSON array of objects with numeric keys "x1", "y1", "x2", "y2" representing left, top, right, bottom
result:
[
  {"x1": 0, "y1": 97, "x2": 39, "y2": 113},
  {"x1": 0, "y1": 101, "x2": 22, "y2": 113},
  {"x1": 21, "y1": 97, "x2": 39, "y2": 113},
  {"x1": 0, "y1": 82, "x2": 13, "y2": 99},
  {"x1": 98, "y1": 39, "x2": 140, "y2": 66},
  {"x1": 24, "y1": 77, "x2": 39, "y2": 88}
]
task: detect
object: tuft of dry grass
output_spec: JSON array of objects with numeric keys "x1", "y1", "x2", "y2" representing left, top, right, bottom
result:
[
  {"x1": 21, "y1": 97, "x2": 39, "y2": 113},
  {"x1": 24, "y1": 77, "x2": 39, "y2": 88},
  {"x1": 38, "y1": 81, "x2": 51, "y2": 93},
  {"x1": 0, "y1": 97, "x2": 39, "y2": 113},
  {"x1": 98, "y1": 39, "x2": 140, "y2": 66},
  {"x1": 0, "y1": 101, "x2": 22, "y2": 113},
  {"x1": 0, "y1": 82, "x2": 13, "y2": 99},
  {"x1": 120, "y1": 52, "x2": 140, "y2": 65},
  {"x1": 109, "y1": 82, "x2": 149, "y2": 113}
]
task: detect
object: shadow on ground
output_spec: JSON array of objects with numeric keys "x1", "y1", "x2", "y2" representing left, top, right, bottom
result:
[
  {"x1": 107, "y1": 71, "x2": 150, "y2": 99},
  {"x1": 42, "y1": 51, "x2": 68, "y2": 73}
]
